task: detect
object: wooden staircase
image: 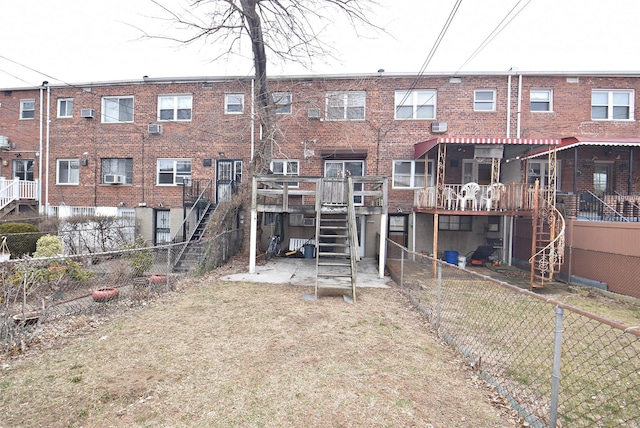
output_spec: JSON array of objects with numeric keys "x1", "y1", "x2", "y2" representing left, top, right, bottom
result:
[
  {"x1": 314, "y1": 177, "x2": 359, "y2": 302},
  {"x1": 529, "y1": 180, "x2": 565, "y2": 290}
]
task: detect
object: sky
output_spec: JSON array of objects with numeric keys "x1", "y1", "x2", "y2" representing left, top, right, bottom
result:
[{"x1": 1, "y1": 0, "x2": 639, "y2": 88}]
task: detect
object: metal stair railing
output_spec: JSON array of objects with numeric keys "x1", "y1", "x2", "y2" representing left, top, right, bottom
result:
[{"x1": 346, "y1": 177, "x2": 359, "y2": 302}]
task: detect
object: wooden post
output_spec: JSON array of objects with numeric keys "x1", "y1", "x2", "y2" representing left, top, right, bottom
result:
[
  {"x1": 529, "y1": 179, "x2": 539, "y2": 290},
  {"x1": 433, "y1": 213, "x2": 439, "y2": 278}
]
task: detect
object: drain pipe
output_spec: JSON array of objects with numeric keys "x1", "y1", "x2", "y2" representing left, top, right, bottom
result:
[
  {"x1": 251, "y1": 79, "x2": 255, "y2": 161},
  {"x1": 507, "y1": 73, "x2": 512, "y2": 137},
  {"x1": 38, "y1": 84, "x2": 44, "y2": 214},
  {"x1": 516, "y1": 73, "x2": 522, "y2": 138},
  {"x1": 45, "y1": 83, "x2": 51, "y2": 215}
]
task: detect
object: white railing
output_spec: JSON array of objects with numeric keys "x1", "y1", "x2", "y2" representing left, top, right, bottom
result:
[
  {"x1": 0, "y1": 178, "x2": 39, "y2": 211},
  {"x1": 414, "y1": 183, "x2": 536, "y2": 212}
]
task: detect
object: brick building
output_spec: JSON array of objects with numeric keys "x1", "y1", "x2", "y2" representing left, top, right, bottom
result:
[{"x1": 1, "y1": 71, "x2": 639, "y2": 295}]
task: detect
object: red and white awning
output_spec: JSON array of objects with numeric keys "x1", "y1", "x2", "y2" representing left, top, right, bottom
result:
[
  {"x1": 522, "y1": 137, "x2": 640, "y2": 159},
  {"x1": 414, "y1": 137, "x2": 560, "y2": 159}
]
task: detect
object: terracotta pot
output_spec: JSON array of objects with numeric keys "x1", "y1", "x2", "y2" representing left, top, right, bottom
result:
[
  {"x1": 150, "y1": 274, "x2": 167, "y2": 284},
  {"x1": 92, "y1": 287, "x2": 119, "y2": 302}
]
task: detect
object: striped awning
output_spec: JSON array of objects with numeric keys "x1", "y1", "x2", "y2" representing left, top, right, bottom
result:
[
  {"x1": 522, "y1": 137, "x2": 640, "y2": 159},
  {"x1": 414, "y1": 137, "x2": 560, "y2": 159}
]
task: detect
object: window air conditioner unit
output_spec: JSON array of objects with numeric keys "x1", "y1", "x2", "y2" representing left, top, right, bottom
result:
[
  {"x1": 148, "y1": 123, "x2": 162, "y2": 134},
  {"x1": 303, "y1": 217, "x2": 316, "y2": 227},
  {"x1": 307, "y1": 108, "x2": 321, "y2": 119},
  {"x1": 289, "y1": 213, "x2": 304, "y2": 226},
  {"x1": 81, "y1": 108, "x2": 95, "y2": 118},
  {"x1": 431, "y1": 122, "x2": 447, "y2": 133},
  {"x1": 0, "y1": 136, "x2": 9, "y2": 150},
  {"x1": 104, "y1": 174, "x2": 125, "y2": 184}
]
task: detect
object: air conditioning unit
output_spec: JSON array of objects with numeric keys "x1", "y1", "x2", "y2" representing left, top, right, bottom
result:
[
  {"x1": 289, "y1": 213, "x2": 304, "y2": 226},
  {"x1": 148, "y1": 124, "x2": 162, "y2": 134},
  {"x1": 431, "y1": 122, "x2": 447, "y2": 133},
  {"x1": 307, "y1": 108, "x2": 321, "y2": 119},
  {"x1": 0, "y1": 136, "x2": 9, "y2": 150},
  {"x1": 303, "y1": 217, "x2": 316, "y2": 227},
  {"x1": 81, "y1": 108, "x2": 95, "y2": 118},
  {"x1": 104, "y1": 174, "x2": 125, "y2": 184}
]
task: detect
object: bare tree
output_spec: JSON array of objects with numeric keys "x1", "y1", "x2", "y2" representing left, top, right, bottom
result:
[{"x1": 148, "y1": 0, "x2": 380, "y2": 175}]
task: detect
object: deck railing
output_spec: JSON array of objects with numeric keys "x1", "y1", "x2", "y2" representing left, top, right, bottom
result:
[
  {"x1": 414, "y1": 182, "x2": 537, "y2": 211},
  {"x1": 560, "y1": 191, "x2": 640, "y2": 222},
  {"x1": 0, "y1": 178, "x2": 39, "y2": 211}
]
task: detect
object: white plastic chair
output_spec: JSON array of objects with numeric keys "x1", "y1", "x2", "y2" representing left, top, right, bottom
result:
[
  {"x1": 457, "y1": 182, "x2": 480, "y2": 211},
  {"x1": 443, "y1": 187, "x2": 457, "y2": 210},
  {"x1": 484, "y1": 183, "x2": 505, "y2": 211}
]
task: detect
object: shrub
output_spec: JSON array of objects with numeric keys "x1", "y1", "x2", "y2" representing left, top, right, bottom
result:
[
  {"x1": 124, "y1": 236, "x2": 153, "y2": 277},
  {"x1": 0, "y1": 222, "x2": 43, "y2": 257},
  {"x1": 33, "y1": 235, "x2": 64, "y2": 258}
]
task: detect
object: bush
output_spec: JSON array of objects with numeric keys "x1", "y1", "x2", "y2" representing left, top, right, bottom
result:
[
  {"x1": 0, "y1": 222, "x2": 43, "y2": 258},
  {"x1": 33, "y1": 235, "x2": 64, "y2": 258},
  {"x1": 124, "y1": 236, "x2": 153, "y2": 277}
]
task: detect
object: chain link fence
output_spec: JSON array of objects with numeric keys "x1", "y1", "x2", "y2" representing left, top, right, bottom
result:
[
  {"x1": 1, "y1": 227, "x2": 243, "y2": 354},
  {"x1": 386, "y1": 240, "x2": 639, "y2": 428}
]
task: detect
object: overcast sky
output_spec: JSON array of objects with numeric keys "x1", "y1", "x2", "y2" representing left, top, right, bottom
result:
[{"x1": 1, "y1": 0, "x2": 639, "y2": 88}]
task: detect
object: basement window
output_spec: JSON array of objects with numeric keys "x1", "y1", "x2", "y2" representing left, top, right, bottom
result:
[{"x1": 439, "y1": 215, "x2": 471, "y2": 231}]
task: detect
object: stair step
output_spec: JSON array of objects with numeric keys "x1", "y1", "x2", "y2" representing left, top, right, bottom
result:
[
  {"x1": 318, "y1": 260, "x2": 351, "y2": 266},
  {"x1": 319, "y1": 252, "x2": 349, "y2": 257}
]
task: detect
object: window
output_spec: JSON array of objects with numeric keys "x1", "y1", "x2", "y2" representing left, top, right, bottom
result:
[
  {"x1": 527, "y1": 160, "x2": 561, "y2": 189},
  {"x1": 158, "y1": 95, "x2": 192, "y2": 121},
  {"x1": 591, "y1": 90, "x2": 634, "y2": 120},
  {"x1": 326, "y1": 91, "x2": 365, "y2": 120},
  {"x1": 101, "y1": 158, "x2": 133, "y2": 184},
  {"x1": 474, "y1": 89, "x2": 496, "y2": 111},
  {"x1": 271, "y1": 159, "x2": 299, "y2": 187},
  {"x1": 393, "y1": 160, "x2": 434, "y2": 188},
  {"x1": 395, "y1": 90, "x2": 437, "y2": 119},
  {"x1": 102, "y1": 96, "x2": 134, "y2": 123},
  {"x1": 57, "y1": 159, "x2": 80, "y2": 185},
  {"x1": 57, "y1": 98, "x2": 73, "y2": 118},
  {"x1": 225, "y1": 93, "x2": 244, "y2": 114},
  {"x1": 20, "y1": 99, "x2": 35, "y2": 119},
  {"x1": 273, "y1": 92, "x2": 292, "y2": 114},
  {"x1": 157, "y1": 159, "x2": 192, "y2": 185},
  {"x1": 530, "y1": 89, "x2": 552, "y2": 112},
  {"x1": 439, "y1": 215, "x2": 472, "y2": 231}
]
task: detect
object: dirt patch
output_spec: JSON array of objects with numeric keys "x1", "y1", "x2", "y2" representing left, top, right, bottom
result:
[{"x1": 0, "y1": 257, "x2": 521, "y2": 427}]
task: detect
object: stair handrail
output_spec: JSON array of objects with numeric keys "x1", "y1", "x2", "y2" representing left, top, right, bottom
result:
[
  {"x1": 346, "y1": 177, "x2": 359, "y2": 300},
  {"x1": 528, "y1": 191, "x2": 566, "y2": 282},
  {"x1": 583, "y1": 190, "x2": 629, "y2": 222},
  {"x1": 171, "y1": 179, "x2": 213, "y2": 268}
]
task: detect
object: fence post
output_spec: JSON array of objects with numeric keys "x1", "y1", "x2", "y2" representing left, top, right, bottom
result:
[
  {"x1": 549, "y1": 305, "x2": 564, "y2": 428},
  {"x1": 436, "y1": 262, "x2": 442, "y2": 331},
  {"x1": 166, "y1": 246, "x2": 172, "y2": 291},
  {"x1": 400, "y1": 245, "x2": 404, "y2": 288}
]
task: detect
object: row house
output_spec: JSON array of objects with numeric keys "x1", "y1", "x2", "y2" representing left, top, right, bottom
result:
[{"x1": 1, "y1": 72, "x2": 639, "y2": 296}]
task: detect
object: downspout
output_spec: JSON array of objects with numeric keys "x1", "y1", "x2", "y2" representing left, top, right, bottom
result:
[
  {"x1": 629, "y1": 147, "x2": 634, "y2": 195},
  {"x1": 38, "y1": 85, "x2": 44, "y2": 214},
  {"x1": 516, "y1": 74, "x2": 522, "y2": 138},
  {"x1": 251, "y1": 79, "x2": 255, "y2": 161},
  {"x1": 507, "y1": 73, "x2": 512, "y2": 137},
  {"x1": 45, "y1": 84, "x2": 51, "y2": 214}
]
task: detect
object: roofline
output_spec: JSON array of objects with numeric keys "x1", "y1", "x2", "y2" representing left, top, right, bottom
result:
[{"x1": 3, "y1": 69, "x2": 640, "y2": 91}]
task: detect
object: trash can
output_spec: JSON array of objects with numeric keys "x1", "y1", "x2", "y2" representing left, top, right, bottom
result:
[
  {"x1": 303, "y1": 244, "x2": 315, "y2": 259},
  {"x1": 458, "y1": 255, "x2": 467, "y2": 268},
  {"x1": 444, "y1": 250, "x2": 458, "y2": 265}
]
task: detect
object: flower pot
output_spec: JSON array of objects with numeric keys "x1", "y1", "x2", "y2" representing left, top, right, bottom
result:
[
  {"x1": 150, "y1": 274, "x2": 167, "y2": 284},
  {"x1": 92, "y1": 287, "x2": 119, "y2": 302}
]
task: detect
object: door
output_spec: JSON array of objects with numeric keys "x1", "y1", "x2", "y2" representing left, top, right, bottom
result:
[
  {"x1": 324, "y1": 160, "x2": 364, "y2": 204},
  {"x1": 387, "y1": 214, "x2": 408, "y2": 259},
  {"x1": 154, "y1": 209, "x2": 171, "y2": 245},
  {"x1": 216, "y1": 160, "x2": 242, "y2": 203},
  {"x1": 13, "y1": 159, "x2": 34, "y2": 181},
  {"x1": 462, "y1": 159, "x2": 491, "y2": 185},
  {"x1": 593, "y1": 162, "x2": 613, "y2": 196}
]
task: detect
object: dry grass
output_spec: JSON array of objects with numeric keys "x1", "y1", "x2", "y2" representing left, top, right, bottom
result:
[{"x1": 0, "y1": 262, "x2": 519, "y2": 427}]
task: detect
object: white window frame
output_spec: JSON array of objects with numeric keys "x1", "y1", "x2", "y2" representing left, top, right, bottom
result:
[
  {"x1": 57, "y1": 159, "x2": 80, "y2": 185},
  {"x1": 20, "y1": 99, "x2": 35, "y2": 120},
  {"x1": 591, "y1": 89, "x2": 634, "y2": 121},
  {"x1": 101, "y1": 158, "x2": 133, "y2": 185},
  {"x1": 57, "y1": 98, "x2": 74, "y2": 118},
  {"x1": 225, "y1": 93, "x2": 244, "y2": 114},
  {"x1": 394, "y1": 90, "x2": 437, "y2": 120},
  {"x1": 474, "y1": 89, "x2": 496, "y2": 112},
  {"x1": 157, "y1": 158, "x2": 192, "y2": 186},
  {"x1": 270, "y1": 159, "x2": 300, "y2": 188},
  {"x1": 392, "y1": 160, "x2": 434, "y2": 189},
  {"x1": 158, "y1": 94, "x2": 193, "y2": 121},
  {"x1": 530, "y1": 89, "x2": 553, "y2": 112},
  {"x1": 102, "y1": 96, "x2": 134, "y2": 123},
  {"x1": 527, "y1": 160, "x2": 561, "y2": 190},
  {"x1": 325, "y1": 91, "x2": 366, "y2": 121},
  {"x1": 273, "y1": 92, "x2": 292, "y2": 114}
]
